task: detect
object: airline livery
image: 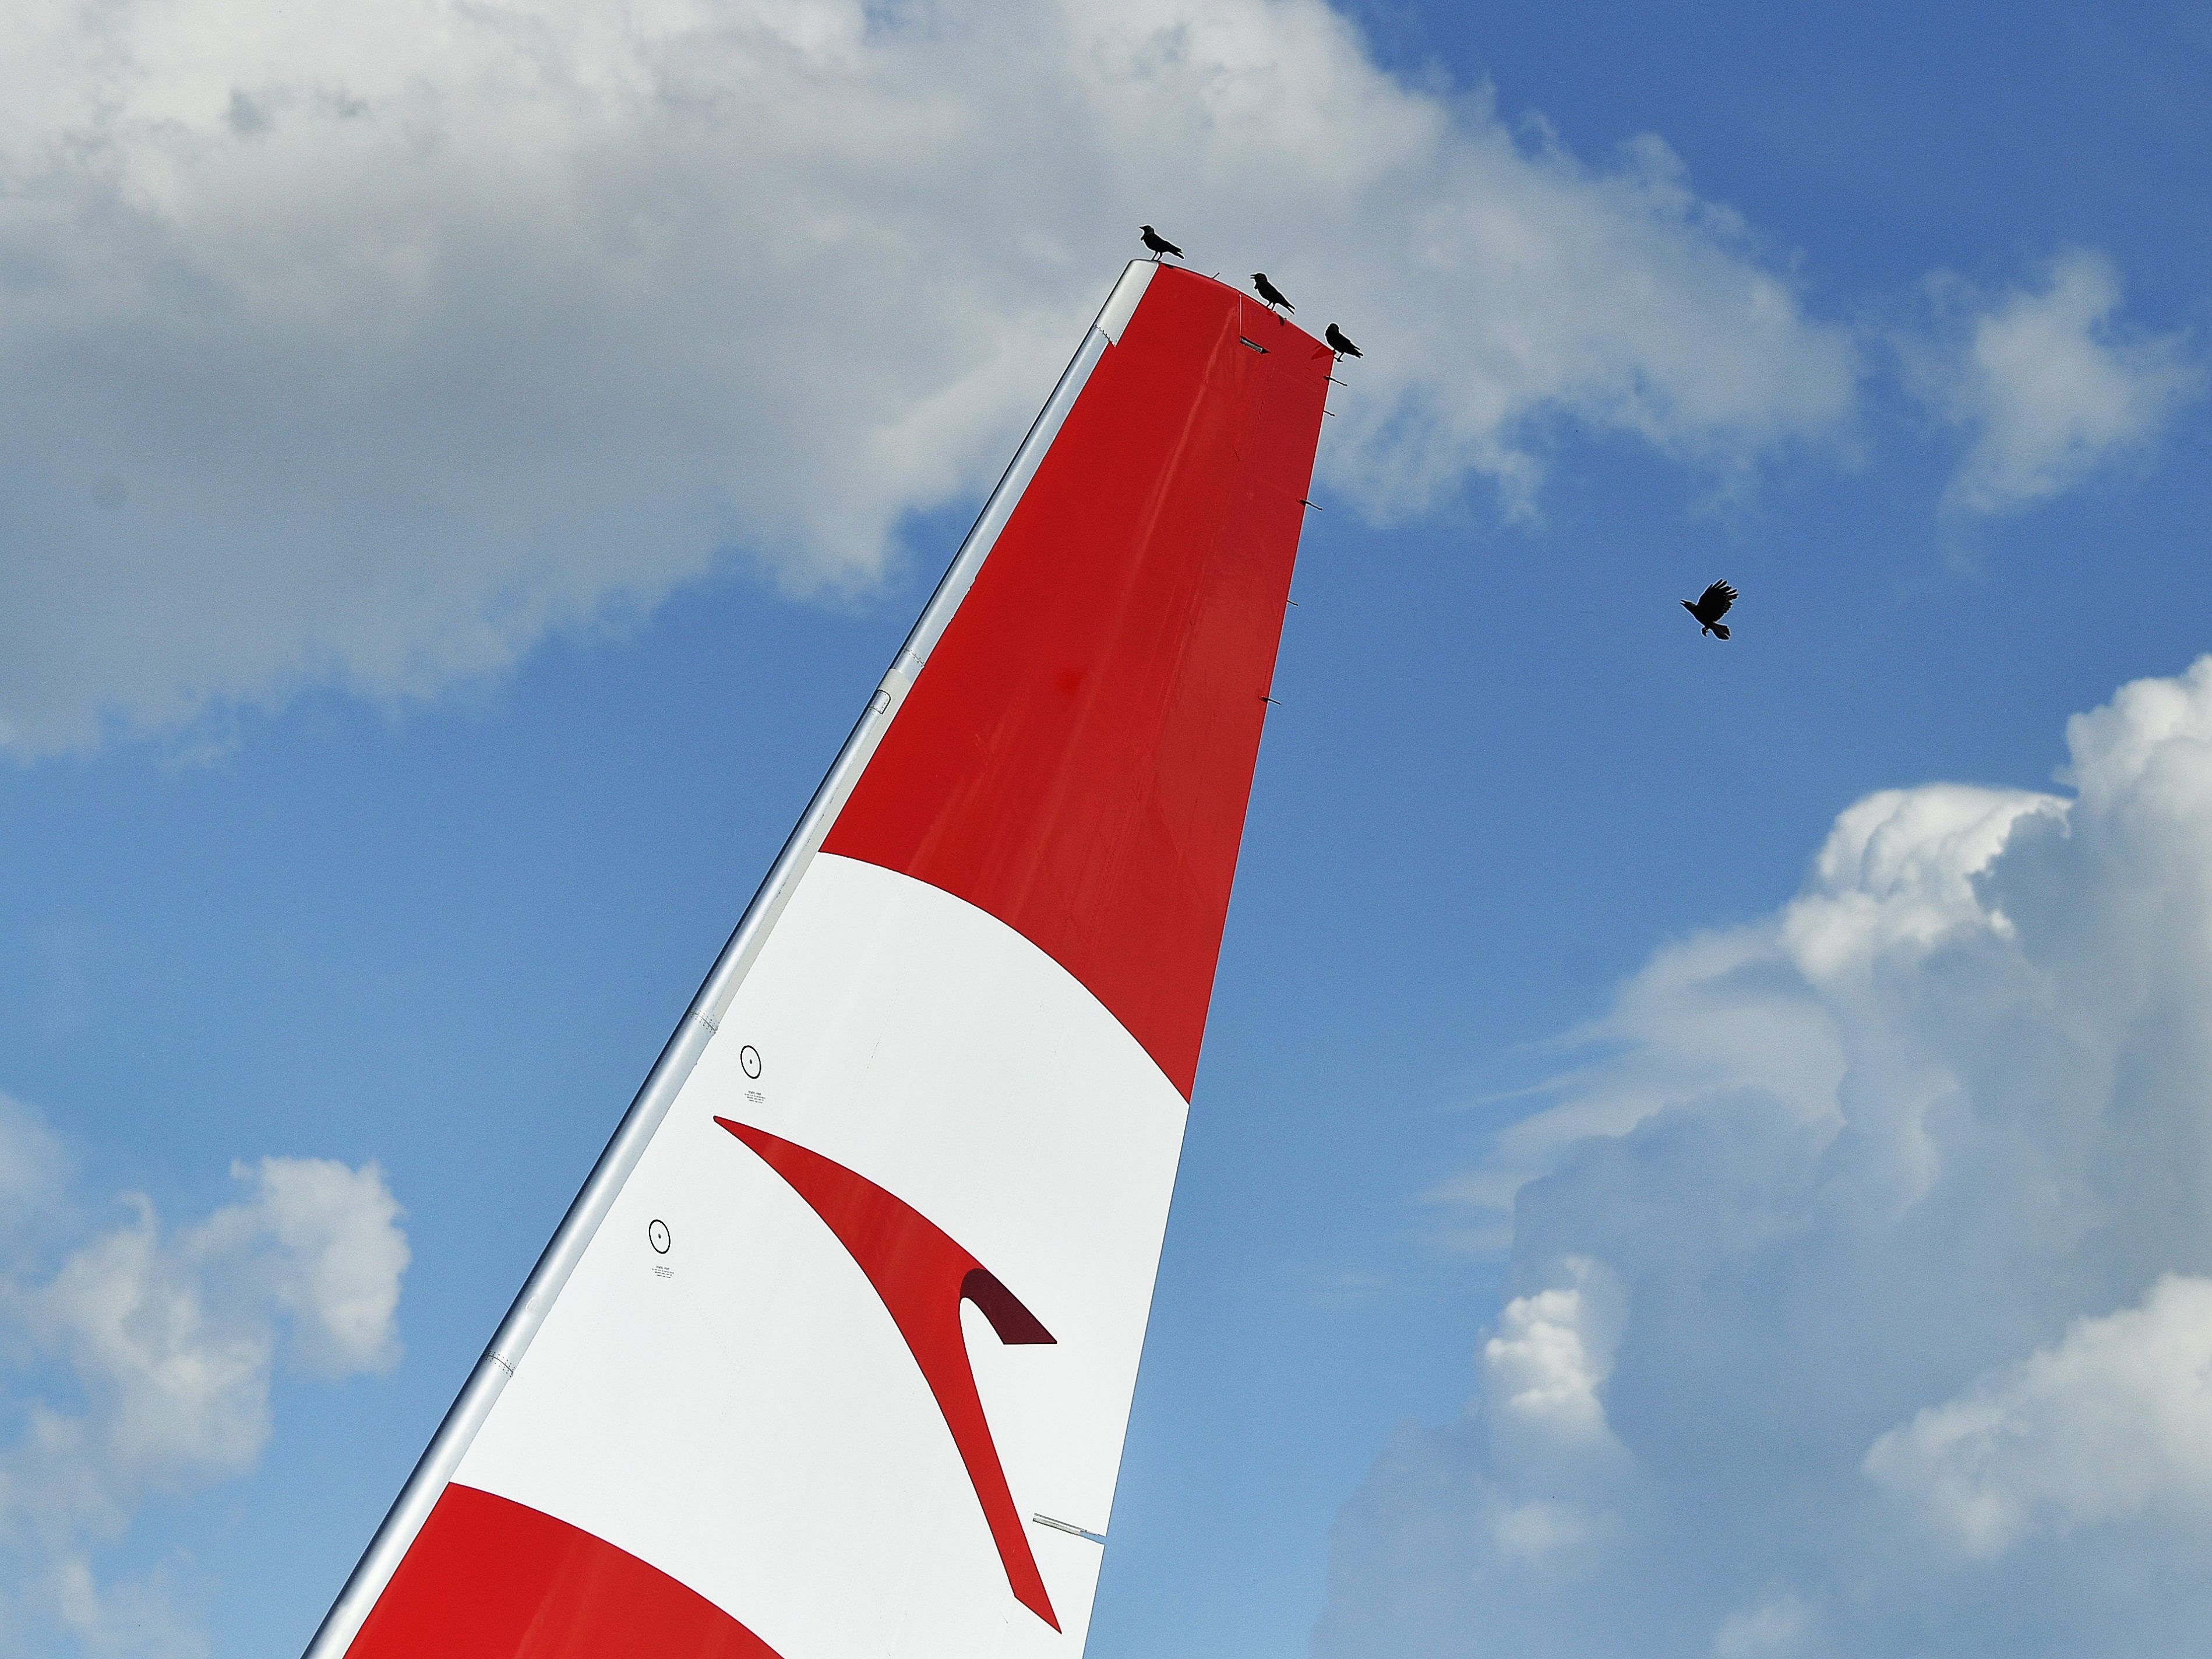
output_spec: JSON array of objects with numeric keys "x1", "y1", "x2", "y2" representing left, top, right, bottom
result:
[{"x1": 305, "y1": 260, "x2": 1333, "y2": 1659}]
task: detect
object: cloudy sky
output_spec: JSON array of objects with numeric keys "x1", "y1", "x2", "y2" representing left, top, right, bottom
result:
[{"x1": 1, "y1": 0, "x2": 2209, "y2": 1653}]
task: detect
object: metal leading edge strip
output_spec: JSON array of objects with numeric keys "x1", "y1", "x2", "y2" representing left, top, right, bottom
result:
[{"x1": 301, "y1": 259, "x2": 1156, "y2": 1659}]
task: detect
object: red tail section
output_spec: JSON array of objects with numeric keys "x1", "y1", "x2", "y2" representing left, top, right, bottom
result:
[
  {"x1": 356, "y1": 1484, "x2": 782, "y2": 1658},
  {"x1": 825, "y1": 268, "x2": 1331, "y2": 1096}
]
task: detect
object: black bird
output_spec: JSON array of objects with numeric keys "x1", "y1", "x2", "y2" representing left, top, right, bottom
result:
[
  {"x1": 1682, "y1": 580, "x2": 1738, "y2": 640},
  {"x1": 1139, "y1": 224, "x2": 1183, "y2": 262},
  {"x1": 1251, "y1": 272, "x2": 1293, "y2": 313},
  {"x1": 1325, "y1": 322, "x2": 1362, "y2": 358}
]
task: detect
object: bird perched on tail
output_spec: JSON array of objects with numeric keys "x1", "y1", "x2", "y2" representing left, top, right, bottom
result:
[
  {"x1": 1682, "y1": 580, "x2": 1738, "y2": 639},
  {"x1": 1252, "y1": 272, "x2": 1293, "y2": 313},
  {"x1": 1325, "y1": 323, "x2": 1362, "y2": 358},
  {"x1": 1139, "y1": 225, "x2": 1182, "y2": 261}
]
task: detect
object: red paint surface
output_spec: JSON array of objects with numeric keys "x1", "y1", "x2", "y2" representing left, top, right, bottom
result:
[
  {"x1": 824, "y1": 267, "x2": 1332, "y2": 1097},
  {"x1": 717, "y1": 1117, "x2": 1060, "y2": 1629},
  {"x1": 349, "y1": 1482, "x2": 781, "y2": 1658}
]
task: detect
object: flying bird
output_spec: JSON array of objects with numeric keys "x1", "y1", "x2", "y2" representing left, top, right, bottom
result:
[
  {"x1": 1251, "y1": 272, "x2": 1293, "y2": 313},
  {"x1": 1681, "y1": 580, "x2": 1738, "y2": 640},
  {"x1": 1324, "y1": 323, "x2": 1362, "y2": 358},
  {"x1": 1139, "y1": 225, "x2": 1183, "y2": 261}
]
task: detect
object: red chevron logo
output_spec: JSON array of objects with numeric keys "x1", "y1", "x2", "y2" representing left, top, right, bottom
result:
[{"x1": 715, "y1": 1118, "x2": 1061, "y2": 1630}]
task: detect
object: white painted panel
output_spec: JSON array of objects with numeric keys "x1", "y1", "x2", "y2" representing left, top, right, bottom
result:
[{"x1": 454, "y1": 853, "x2": 1188, "y2": 1659}]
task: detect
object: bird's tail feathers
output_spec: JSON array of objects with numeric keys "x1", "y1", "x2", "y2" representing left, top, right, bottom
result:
[{"x1": 1711, "y1": 623, "x2": 1730, "y2": 641}]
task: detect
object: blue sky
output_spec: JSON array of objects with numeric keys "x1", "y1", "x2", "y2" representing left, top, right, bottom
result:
[{"x1": 2, "y1": 2, "x2": 2210, "y2": 1656}]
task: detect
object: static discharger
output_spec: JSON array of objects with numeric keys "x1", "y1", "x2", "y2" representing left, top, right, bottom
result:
[{"x1": 1031, "y1": 1515, "x2": 1107, "y2": 1545}]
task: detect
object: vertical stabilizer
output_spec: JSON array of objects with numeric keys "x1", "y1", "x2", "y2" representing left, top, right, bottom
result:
[{"x1": 308, "y1": 262, "x2": 1331, "y2": 1659}]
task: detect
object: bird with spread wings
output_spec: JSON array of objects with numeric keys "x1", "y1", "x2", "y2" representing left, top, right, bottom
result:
[{"x1": 1681, "y1": 580, "x2": 1738, "y2": 640}]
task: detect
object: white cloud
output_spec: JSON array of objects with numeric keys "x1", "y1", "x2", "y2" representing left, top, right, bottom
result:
[
  {"x1": 1865, "y1": 1274, "x2": 2212, "y2": 1559},
  {"x1": 1482, "y1": 1256, "x2": 1623, "y2": 1462},
  {"x1": 0, "y1": 0, "x2": 1855, "y2": 755},
  {"x1": 0, "y1": 1093, "x2": 73, "y2": 1257},
  {"x1": 0, "y1": 1132, "x2": 408, "y2": 1658},
  {"x1": 1320, "y1": 655, "x2": 2212, "y2": 1658},
  {"x1": 1471, "y1": 1258, "x2": 1627, "y2": 1568},
  {"x1": 1712, "y1": 1593, "x2": 1815, "y2": 1659},
  {"x1": 1781, "y1": 783, "x2": 2059, "y2": 976},
  {"x1": 1916, "y1": 249, "x2": 2202, "y2": 515}
]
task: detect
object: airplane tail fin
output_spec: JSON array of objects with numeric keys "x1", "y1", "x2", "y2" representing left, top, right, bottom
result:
[{"x1": 307, "y1": 259, "x2": 1332, "y2": 1659}]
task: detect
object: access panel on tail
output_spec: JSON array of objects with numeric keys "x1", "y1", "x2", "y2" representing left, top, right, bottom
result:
[{"x1": 309, "y1": 262, "x2": 1332, "y2": 1659}]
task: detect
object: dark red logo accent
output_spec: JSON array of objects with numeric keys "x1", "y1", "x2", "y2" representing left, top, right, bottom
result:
[{"x1": 715, "y1": 1118, "x2": 1061, "y2": 1630}]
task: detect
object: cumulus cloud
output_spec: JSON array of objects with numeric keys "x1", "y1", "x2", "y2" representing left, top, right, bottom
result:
[
  {"x1": 1320, "y1": 656, "x2": 2212, "y2": 1658},
  {"x1": 1914, "y1": 249, "x2": 2202, "y2": 515},
  {"x1": 1865, "y1": 1273, "x2": 2212, "y2": 1559},
  {"x1": 1481, "y1": 1257, "x2": 1624, "y2": 1466},
  {"x1": 0, "y1": 0, "x2": 1855, "y2": 754},
  {"x1": 0, "y1": 1126, "x2": 408, "y2": 1658}
]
